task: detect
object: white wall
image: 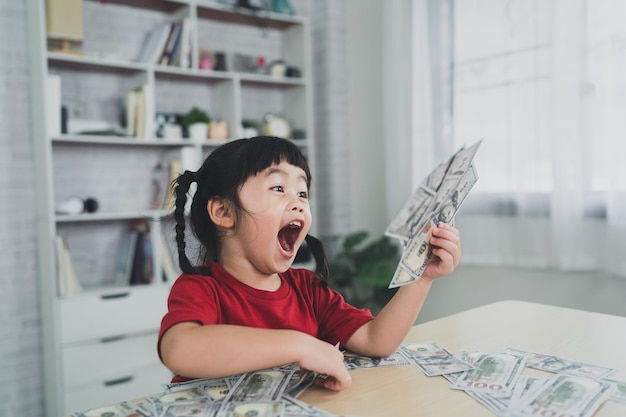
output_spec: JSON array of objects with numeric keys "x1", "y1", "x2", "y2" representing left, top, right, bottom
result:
[
  {"x1": 346, "y1": 0, "x2": 387, "y2": 237},
  {"x1": 346, "y1": 0, "x2": 415, "y2": 240},
  {"x1": 0, "y1": 1, "x2": 44, "y2": 416}
]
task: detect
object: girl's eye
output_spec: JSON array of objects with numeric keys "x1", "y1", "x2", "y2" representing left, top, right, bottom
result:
[
  {"x1": 298, "y1": 191, "x2": 308, "y2": 199},
  {"x1": 271, "y1": 186, "x2": 284, "y2": 192}
]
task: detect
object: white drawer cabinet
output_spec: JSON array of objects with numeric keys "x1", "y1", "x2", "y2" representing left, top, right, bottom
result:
[
  {"x1": 63, "y1": 332, "x2": 163, "y2": 388},
  {"x1": 60, "y1": 285, "x2": 169, "y2": 343},
  {"x1": 59, "y1": 285, "x2": 171, "y2": 415},
  {"x1": 64, "y1": 363, "x2": 172, "y2": 414}
]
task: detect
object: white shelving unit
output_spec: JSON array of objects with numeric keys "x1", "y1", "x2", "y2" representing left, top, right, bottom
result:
[{"x1": 27, "y1": 1, "x2": 314, "y2": 415}]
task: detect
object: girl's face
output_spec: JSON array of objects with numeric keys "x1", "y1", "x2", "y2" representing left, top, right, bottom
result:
[{"x1": 232, "y1": 161, "x2": 312, "y2": 275}]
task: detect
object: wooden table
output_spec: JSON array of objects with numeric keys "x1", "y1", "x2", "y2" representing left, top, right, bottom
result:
[{"x1": 299, "y1": 300, "x2": 626, "y2": 417}]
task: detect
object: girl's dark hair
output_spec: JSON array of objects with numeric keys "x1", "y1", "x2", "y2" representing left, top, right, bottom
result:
[{"x1": 172, "y1": 136, "x2": 330, "y2": 281}]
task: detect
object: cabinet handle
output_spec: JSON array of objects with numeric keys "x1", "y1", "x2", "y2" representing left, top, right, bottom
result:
[
  {"x1": 103, "y1": 375, "x2": 134, "y2": 387},
  {"x1": 100, "y1": 292, "x2": 130, "y2": 300},
  {"x1": 100, "y1": 335, "x2": 126, "y2": 343}
]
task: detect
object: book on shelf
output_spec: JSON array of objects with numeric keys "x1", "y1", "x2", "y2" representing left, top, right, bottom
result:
[
  {"x1": 158, "y1": 231, "x2": 180, "y2": 283},
  {"x1": 159, "y1": 21, "x2": 182, "y2": 66},
  {"x1": 125, "y1": 85, "x2": 152, "y2": 138},
  {"x1": 149, "y1": 158, "x2": 179, "y2": 211},
  {"x1": 125, "y1": 88, "x2": 137, "y2": 137},
  {"x1": 55, "y1": 236, "x2": 82, "y2": 297},
  {"x1": 46, "y1": 74, "x2": 62, "y2": 137},
  {"x1": 135, "y1": 21, "x2": 174, "y2": 64},
  {"x1": 113, "y1": 230, "x2": 138, "y2": 286},
  {"x1": 164, "y1": 158, "x2": 181, "y2": 211},
  {"x1": 177, "y1": 17, "x2": 191, "y2": 68},
  {"x1": 130, "y1": 223, "x2": 154, "y2": 286},
  {"x1": 136, "y1": 18, "x2": 191, "y2": 67},
  {"x1": 135, "y1": 87, "x2": 146, "y2": 138}
]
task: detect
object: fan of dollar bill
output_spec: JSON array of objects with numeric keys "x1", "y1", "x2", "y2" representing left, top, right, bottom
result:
[
  {"x1": 344, "y1": 342, "x2": 626, "y2": 417},
  {"x1": 384, "y1": 140, "x2": 482, "y2": 288},
  {"x1": 72, "y1": 341, "x2": 626, "y2": 417}
]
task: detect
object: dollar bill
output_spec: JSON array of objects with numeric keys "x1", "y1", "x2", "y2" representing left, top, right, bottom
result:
[
  {"x1": 603, "y1": 378, "x2": 626, "y2": 404},
  {"x1": 160, "y1": 400, "x2": 220, "y2": 417},
  {"x1": 219, "y1": 401, "x2": 284, "y2": 417},
  {"x1": 385, "y1": 186, "x2": 435, "y2": 242},
  {"x1": 507, "y1": 374, "x2": 616, "y2": 417},
  {"x1": 281, "y1": 396, "x2": 336, "y2": 416},
  {"x1": 401, "y1": 342, "x2": 474, "y2": 377},
  {"x1": 443, "y1": 372, "x2": 507, "y2": 414},
  {"x1": 508, "y1": 376, "x2": 550, "y2": 411},
  {"x1": 343, "y1": 350, "x2": 412, "y2": 371},
  {"x1": 450, "y1": 351, "x2": 526, "y2": 396},
  {"x1": 526, "y1": 353, "x2": 615, "y2": 379},
  {"x1": 446, "y1": 140, "x2": 482, "y2": 177},
  {"x1": 226, "y1": 369, "x2": 295, "y2": 402},
  {"x1": 386, "y1": 143, "x2": 480, "y2": 240},
  {"x1": 401, "y1": 341, "x2": 451, "y2": 359},
  {"x1": 285, "y1": 370, "x2": 317, "y2": 399},
  {"x1": 388, "y1": 219, "x2": 438, "y2": 288},
  {"x1": 386, "y1": 158, "x2": 480, "y2": 288},
  {"x1": 148, "y1": 387, "x2": 211, "y2": 415}
]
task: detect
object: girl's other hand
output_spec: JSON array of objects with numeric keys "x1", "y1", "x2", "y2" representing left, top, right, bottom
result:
[{"x1": 297, "y1": 335, "x2": 351, "y2": 391}]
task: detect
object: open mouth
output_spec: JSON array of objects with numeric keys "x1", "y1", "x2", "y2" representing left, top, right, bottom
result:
[{"x1": 278, "y1": 220, "x2": 303, "y2": 254}]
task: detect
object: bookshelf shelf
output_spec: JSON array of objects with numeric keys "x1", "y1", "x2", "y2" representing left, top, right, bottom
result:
[
  {"x1": 29, "y1": 1, "x2": 314, "y2": 415},
  {"x1": 48, "y1": 52, "x2": 148, "y2": 72},
  {"x1": 55, "y1": 209, "x2": 169, "y2": 223},
  {"x1": 52, "y1": 134, "x2": 196, "y2": 146}
]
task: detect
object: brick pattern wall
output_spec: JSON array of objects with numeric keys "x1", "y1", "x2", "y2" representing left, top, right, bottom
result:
[
  {"x1": 0, "y1": 1, "x2": 350, "y2": 415},
  {"x1": 307, "y1": 0, "x2": 353, "y2": 238},
  {"x1": 0, "y1": 0, "x2": 45, "y2": 416}
]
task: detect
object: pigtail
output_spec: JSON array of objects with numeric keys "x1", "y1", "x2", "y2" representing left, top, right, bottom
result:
[
  {"x1": 174, "y1": 170, "x2": 197, "y2": 274},
  {"x1": 305, "y1": 234, "x2": 330, "y2": 282}
]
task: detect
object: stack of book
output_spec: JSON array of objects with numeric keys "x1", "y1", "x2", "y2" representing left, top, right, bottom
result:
[{"x1": 135, "y1": 18, "x2": 192, "y2": 68}]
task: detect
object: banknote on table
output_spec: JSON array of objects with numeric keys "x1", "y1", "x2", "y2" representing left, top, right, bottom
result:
[
  {"x1": 219, "y1": 401, "x2": 285, "y2": 417},
  {"x1": 163, "y1": 375, "x2": 235, "y2": 396},
  {"x1": 525, "y1": 352, "x2": 615, "y2": 380},
  {"x1": 285, "y1": 369, "x2": 317, "y2": 399},
  {"x1": 281, "y1": 396, "x2": 337, "y2": 416},
  {"x1": 507, "y1": 376, "x2": 550, "y2": 411},
  {"x1": 148, "y1": 387, "x2": 213, "y2": 415},
  {"x1": 160, "y1": 400, "x2": 220, "y2": 417},
  {"x1": 450, "y1": 351, "x2": 526, "y2": 396},
  {"x1": 401, "y1": 341, "x2": 451, "y2": 359},
  {"x1": 225, "y1": 369, "x2": 295, "y2": 402},
  {"x1": 401, "y1": 341, "x2": 474, "y2": 376},
  {"x1": 603, "y1": 378, "x2": 626, "y2": 404},
  {"x1": 506, "y1": 374, "x2": 616, "y2": 417},
  {"x1": 343, "y1": 350, "x2": 412, "y2": 371},
  {"x1": 443, "y1": 371, "x2": 508, "y2": 415},
  {"x1": 501, "y1": 347, "x2": 617, "y2": 380}
]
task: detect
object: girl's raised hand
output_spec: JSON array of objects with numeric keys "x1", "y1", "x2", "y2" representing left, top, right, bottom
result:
[{"x1": 421, "y1": 223, "x2": 461, "y2": 281}]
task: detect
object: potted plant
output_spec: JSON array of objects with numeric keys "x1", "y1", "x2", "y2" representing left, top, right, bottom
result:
[
  {"x1": 182, "y1": 107, "x2": 211, "y2": 141},
  {"x1": 325, "y1": 230, "x2": 401, "y2": 312},
  {"x1": 241, "y1": 118, "x2": 260, "y2": 138}
]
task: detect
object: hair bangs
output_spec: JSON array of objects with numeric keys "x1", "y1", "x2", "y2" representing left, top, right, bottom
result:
[{"x1": 239, "y1": 136, "x2": 311, "y2": 189}]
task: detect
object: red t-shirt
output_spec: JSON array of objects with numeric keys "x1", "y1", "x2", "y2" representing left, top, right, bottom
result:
[{"x1": 158, "y1": 263, "x2": 374, "y2": 381}]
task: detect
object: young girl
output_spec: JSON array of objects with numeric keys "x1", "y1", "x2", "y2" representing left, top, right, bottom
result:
[{"x1": 158, "y1": 136, "x2": 461, "y2": 391}]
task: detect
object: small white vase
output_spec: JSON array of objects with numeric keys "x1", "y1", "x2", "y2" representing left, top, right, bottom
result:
[{"x1": 188, "y1": 122, "x2": 208, "y2": 141}]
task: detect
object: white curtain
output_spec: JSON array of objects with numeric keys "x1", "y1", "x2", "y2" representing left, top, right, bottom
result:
[{"x1": 410, "y1": 0, "x2": 626, "y2": 278}]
